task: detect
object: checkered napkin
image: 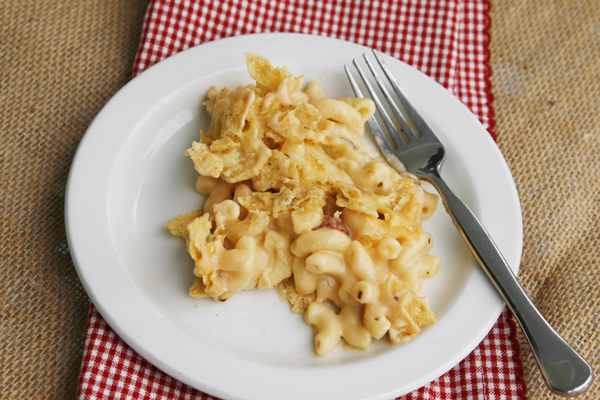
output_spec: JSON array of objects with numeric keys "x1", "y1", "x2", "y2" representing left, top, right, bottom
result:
[{"x1": 78, "y1": 1, "x2": 527, "y2": 399}]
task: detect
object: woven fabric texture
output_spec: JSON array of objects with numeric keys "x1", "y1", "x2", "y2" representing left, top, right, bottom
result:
[
  {"x1": 1, "y1": 0, "x2": 598, "y2": 399},
  {"x1": 78, "y1": 0, "x2": 525, "y2": 400},
  {"x1": 76, "y1": 0, "x2": 525, "y2": 399},
  {"x1": 78, "y1": 305, "x2": 523, "y2": 400},
  {"x1": 133, "y1": 0, "x2": 495, "y2": 136},
  {"x1": 490, "y1": 1, "x2": 600, "y2": 398},
  {"x1": 0, "y1": 0, "x2": 150, "y2": 399}
]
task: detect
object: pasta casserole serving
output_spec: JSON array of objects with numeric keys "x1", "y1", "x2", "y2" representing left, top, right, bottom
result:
[{"x1": 165, "y1": 54, "x2": 441, "y2": 356}]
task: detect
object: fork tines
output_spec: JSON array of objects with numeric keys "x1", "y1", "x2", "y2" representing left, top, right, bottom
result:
[{"x1": 344, "y1": 50, "x2": 438, "y2": 152}]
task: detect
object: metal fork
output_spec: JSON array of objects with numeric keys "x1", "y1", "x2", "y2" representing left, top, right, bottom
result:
[{"x1": 345, "y1": 50, "x2": 593, "y2": 397}]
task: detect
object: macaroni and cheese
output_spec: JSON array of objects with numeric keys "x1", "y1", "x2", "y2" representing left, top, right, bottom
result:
[{"x1": 165, "y1": 54, "x2": 441, "y2": 355}]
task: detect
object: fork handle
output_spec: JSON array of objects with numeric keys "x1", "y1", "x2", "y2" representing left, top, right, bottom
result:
[{"x1": 421, "y1": 171, "x2": 593, "y2": 397}]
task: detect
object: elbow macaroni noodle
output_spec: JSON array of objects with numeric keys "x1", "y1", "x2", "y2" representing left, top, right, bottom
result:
[{"x1": 165, "y1": 54, "x2": 441, "y2": 356}]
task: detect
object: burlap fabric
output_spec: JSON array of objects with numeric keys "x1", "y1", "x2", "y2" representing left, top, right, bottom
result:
[
  {"x1": 0, "y1": 1, "x2": 151, "y2": 398},
  {"x1": 490, "y1": 1, "x2": 600, "y2": 398},
  {"x1": 1, "y1": 0, "x2": 597, "y2": 399}
]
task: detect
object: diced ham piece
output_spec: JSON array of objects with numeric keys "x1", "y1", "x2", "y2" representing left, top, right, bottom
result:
[{"x1": 319, "y1": 215, "x2": 350, "y2": 236}]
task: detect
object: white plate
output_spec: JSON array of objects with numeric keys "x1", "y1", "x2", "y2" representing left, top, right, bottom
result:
[{"x1": 66, "y1": 33, "x2": 522, "y2": 400}]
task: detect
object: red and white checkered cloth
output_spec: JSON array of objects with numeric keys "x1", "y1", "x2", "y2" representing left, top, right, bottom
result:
[{"x1": 78, "y1": 1, "x2": 527, "y2": 398}]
